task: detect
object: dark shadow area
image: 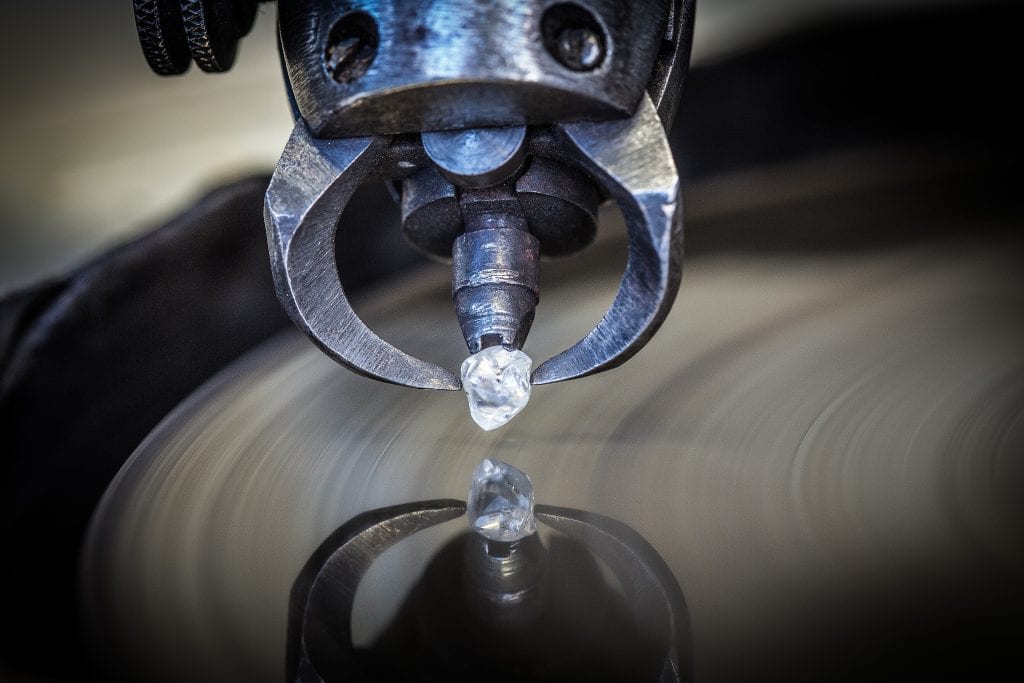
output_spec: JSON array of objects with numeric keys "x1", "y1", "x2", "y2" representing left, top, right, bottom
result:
[
  {"x1": 669, "y1": 1, "x2": 1022, "y2": 254},
  {"x1": 362, "y1": 532, "x2": 663, "y2": 683},
  {"x1": 0, "y1": 179, "x2": 418, "y2": 679}
]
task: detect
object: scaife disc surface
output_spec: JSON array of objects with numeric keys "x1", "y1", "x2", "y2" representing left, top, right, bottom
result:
[{"x1": 83, "y1": 201, "x2": 1024, "y2": 681}]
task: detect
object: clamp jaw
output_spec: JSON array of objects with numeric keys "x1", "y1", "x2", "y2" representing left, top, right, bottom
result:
[{"x1": 134, "y1": 0, "x2": 695, "y2": 391}]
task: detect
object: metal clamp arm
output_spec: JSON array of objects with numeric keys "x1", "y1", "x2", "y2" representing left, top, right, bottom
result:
[
  {"x1": 534, "y1": 93, "x2": 683, "y2": 384},
  {"x1": 265, "y1": 123, "x2": 462, "y2": 390}
]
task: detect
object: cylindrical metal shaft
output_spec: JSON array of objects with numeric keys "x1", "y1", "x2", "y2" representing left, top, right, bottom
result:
[{"x1": 452, "y1": 227, "x2": 539, "y2": 352}]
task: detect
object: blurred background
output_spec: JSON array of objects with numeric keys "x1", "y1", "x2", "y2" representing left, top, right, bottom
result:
[{"x1": 1, "y1": 1, "x2": 1022, "y2": 681}]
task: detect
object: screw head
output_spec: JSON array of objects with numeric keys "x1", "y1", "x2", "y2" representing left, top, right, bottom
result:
[
  {"x1": 541, "y1": 3, "x2": 607, "y2": 72},
  {"x1": 324, "y1": 11, "x2": 378, "y2": 84},
  {"x1": 554, "y1": 26, "x2": 603, "y2": 71}
]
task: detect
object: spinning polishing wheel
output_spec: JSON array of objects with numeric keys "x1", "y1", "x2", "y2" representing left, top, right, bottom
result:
[{"x1": 82, "y1": 157, "x2": 1024, "y2": 680}]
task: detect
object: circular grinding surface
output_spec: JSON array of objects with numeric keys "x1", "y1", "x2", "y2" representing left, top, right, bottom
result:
[{"x1": 82, "y1": 151, "x2": 1024, "y2": 679}]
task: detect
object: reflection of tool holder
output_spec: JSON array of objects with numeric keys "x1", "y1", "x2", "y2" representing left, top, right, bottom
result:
[{"x1": 288, "y1": 500, "x2": 691, "y2": 682}]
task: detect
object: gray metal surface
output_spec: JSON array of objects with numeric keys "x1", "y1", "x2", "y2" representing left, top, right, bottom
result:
[
  {"x1": 262, "y1": 0, "x2": 691, "y2": 390},
  {"x1": 399, "y1": 168, "x2": 462, "y2": 258},
  {"x1": 265, "y1": 92, "x2": 682, "y2": 388},
  {"x1": 535, "y1": 93, "x2": 682, "y2": 383},
  {"x1": 649, "y1": 0, "x2": 696, "y2": 127},
  {"x1": 278, "y1": 0, "x2": 672, "y2": 137},
  {"x1": 452, "y1": 227, "x2": 540, "y2": 352},
  {"x1": 399, "y1": 156, "x2": 601, "y2": 260},
  {"x1": 515, "y1": 157, "x2": 599, "y2": 257},
  {"x1": 422, "y1": 126, "x2": 528, "y2": 189}
]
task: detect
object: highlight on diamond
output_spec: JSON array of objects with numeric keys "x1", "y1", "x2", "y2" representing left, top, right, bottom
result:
[{"x1": 460, "y1": 347, "x2": 532, "y2": 430}]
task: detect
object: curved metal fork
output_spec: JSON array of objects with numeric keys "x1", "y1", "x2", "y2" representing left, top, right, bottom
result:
[
  {"x1": 265, "y1": 124, "x2": 462, "y2": 390},
  {"x1": 533, "y1": 93, "x2": 683, "y2": 384}
]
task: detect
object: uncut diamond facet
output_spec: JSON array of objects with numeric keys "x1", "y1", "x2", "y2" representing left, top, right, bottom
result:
[
  {"x1": 460, "y1": 347, "x2": 532, "y2": 431},
  {"x1": 468, "y1": 458, "x2": 537, "y2": 542}
]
